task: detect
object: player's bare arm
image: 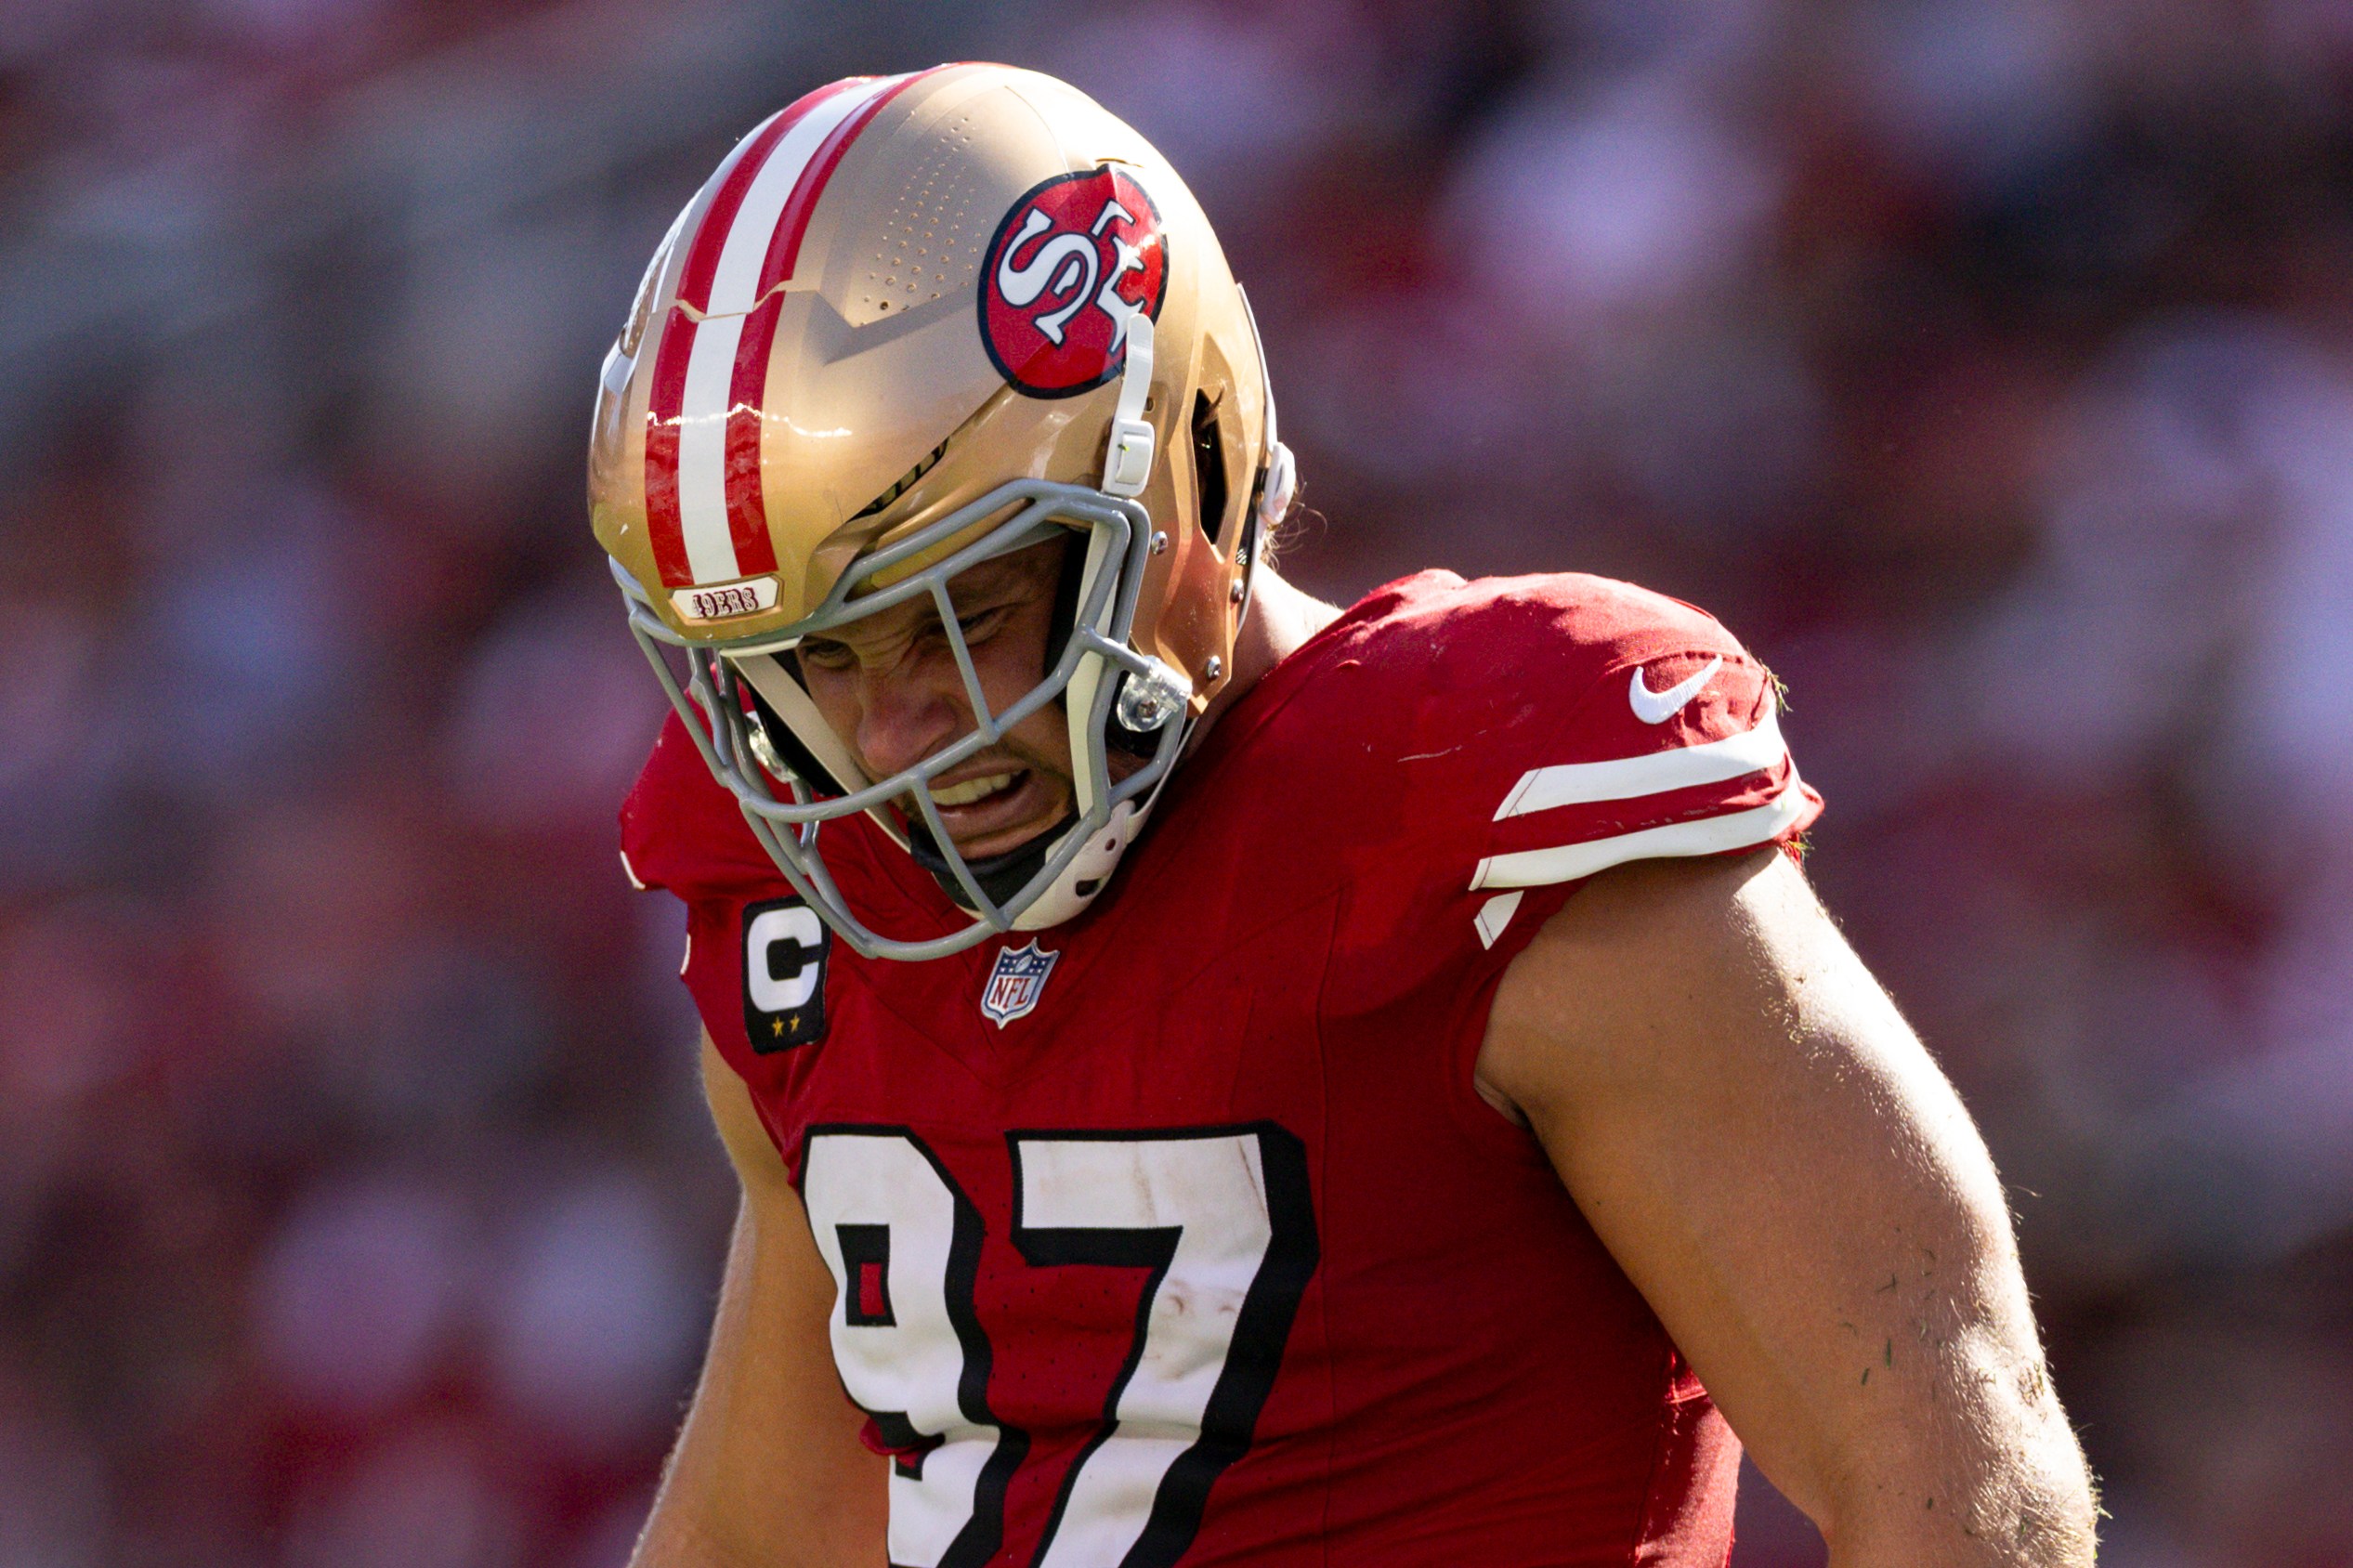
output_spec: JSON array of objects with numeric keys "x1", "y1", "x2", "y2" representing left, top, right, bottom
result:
[
  {"x1": 628, "y1": 1036, "x2": 885, "y2": 1568},
  {"x1": 1478, "y1": 850, "x2": 2098, "y2": 1567}
]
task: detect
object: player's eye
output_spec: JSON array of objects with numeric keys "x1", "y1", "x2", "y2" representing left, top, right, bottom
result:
[
  {"x1": 955, "y1": 605, "x2": 1013, "y2": 644},
  {"x1": 796, "y1": 637, "x2": 856, "y2": 673}
]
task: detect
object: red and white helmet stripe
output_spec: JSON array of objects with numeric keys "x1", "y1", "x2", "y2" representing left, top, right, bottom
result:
[{"x1": 643, "y1": 69, "x2": 942, "y2": 589}]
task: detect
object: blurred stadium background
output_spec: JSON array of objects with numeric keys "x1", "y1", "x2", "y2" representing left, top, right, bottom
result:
[{"x1": 3, "y1": 0, "x2": 2350, "y2": 1562}]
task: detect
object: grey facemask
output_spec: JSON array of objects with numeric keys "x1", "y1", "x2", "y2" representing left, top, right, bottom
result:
[{"x1": 614, "y1": 477, "x2": 1197, "y2": 961}]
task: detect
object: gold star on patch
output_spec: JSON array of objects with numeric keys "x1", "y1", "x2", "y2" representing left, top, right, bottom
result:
[{"x1": 771, "y1": 1018, "x2": 786, "y2": 1038}]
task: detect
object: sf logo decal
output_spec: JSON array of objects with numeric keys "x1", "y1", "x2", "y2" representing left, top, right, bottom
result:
[{"x1": 979, "y1": 166, "x2": 1168, "y2": 399}]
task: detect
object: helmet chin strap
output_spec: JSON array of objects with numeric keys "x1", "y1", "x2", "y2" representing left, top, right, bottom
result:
[{"x1": 904, "y1": 810, "x2": 1075, "y2": 909}]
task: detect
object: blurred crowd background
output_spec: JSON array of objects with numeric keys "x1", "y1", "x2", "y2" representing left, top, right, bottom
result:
[{"x1": 2, "y1": 0, "x2": 2349, "y2": 1562}]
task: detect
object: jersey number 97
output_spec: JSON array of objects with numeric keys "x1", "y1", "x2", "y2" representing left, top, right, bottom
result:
[{"x1": 801, "y1": 1125, "x2": 1319, "y2": 1568}]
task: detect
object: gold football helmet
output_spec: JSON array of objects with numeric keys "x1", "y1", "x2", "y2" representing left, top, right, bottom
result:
[{"x1": 590, "y1": 63, "x2": 1296, "y2": 959}]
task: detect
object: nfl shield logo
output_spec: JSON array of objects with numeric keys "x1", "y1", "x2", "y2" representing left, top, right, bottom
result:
[{"x1": 981, "y1": 940, "x2": 1060, "y2": 1027}]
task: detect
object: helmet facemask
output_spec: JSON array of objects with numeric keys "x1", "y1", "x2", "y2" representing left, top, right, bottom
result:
[{"x1": 616, "y1": 474, "x2": 1202, "y2": 960}]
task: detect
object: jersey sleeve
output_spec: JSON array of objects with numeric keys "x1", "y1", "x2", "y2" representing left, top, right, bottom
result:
[
  {"x1": 1334, "y1": 572, "x2": 1822, "y2": 960},
  {"x1": 617, "y1": 711, "x2": 777, "y2": 900},
  {"x1": 618, "y1": 712, "x2": 810, "y2": 1077},
  {"x1": 1298, "y1": 570, "x2": 1824, "y2": 1129},
  {"x1": 1458, "y1": 584, "x2": 1819, "y2": 947}
]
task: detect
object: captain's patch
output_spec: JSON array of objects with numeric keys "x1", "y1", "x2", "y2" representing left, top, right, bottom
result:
[{"x1": 743, "y1": 896, "x2": 830, "y2": 1052}]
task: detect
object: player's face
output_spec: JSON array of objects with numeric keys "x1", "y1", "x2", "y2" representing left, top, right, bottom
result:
[{"x1": 794, "y1": 539, "x2": 1078, "y2": 859}]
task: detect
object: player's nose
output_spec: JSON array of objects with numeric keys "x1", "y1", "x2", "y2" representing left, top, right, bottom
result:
[{"x1": 852, "y1": 666, "x2": 963, "y2": 780}]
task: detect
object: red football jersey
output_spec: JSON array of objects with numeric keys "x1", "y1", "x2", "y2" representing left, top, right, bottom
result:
[{"x1": 621, "y1": 570, "x2": 1823, "y2": 1567}]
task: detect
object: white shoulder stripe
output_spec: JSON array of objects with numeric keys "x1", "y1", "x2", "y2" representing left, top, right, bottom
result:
[
  {"x1": 1472, "y1": 890, "x2": 1524, "y2": 949},
  {"x1": 1493, "y1": 704, "x2": 1785, "y2": 820},
  {"x1": 1472, "y1": 772, "x2": 1811, "y2": 892}
]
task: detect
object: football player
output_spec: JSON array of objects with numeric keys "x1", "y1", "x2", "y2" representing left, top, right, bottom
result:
[{"x1": 592, "y1": 65, "x2": 2096, "y2": 1567}]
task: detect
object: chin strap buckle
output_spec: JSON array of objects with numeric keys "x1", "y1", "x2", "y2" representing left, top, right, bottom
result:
[
  {"x1": 1101, "y1": 312, "x2": 1157, "y2": 498},
  {"x1": 1114, "y1": 654, "x2": 1193, "y2": 732}
]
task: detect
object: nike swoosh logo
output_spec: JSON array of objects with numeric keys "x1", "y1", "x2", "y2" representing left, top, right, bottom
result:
[{"x1": 1628, "y1": 656, "x2": 1723, "y2": 725}]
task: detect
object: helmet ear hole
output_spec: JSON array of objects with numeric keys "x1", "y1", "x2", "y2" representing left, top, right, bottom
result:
[{"x1": 1191, "y1": 390, "x2": 1230, "y2": 547}]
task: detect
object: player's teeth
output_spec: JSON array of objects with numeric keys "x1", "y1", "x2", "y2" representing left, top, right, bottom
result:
[{"x1": 931, "y1": 772, "x2": 1015, "y2": 807}]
